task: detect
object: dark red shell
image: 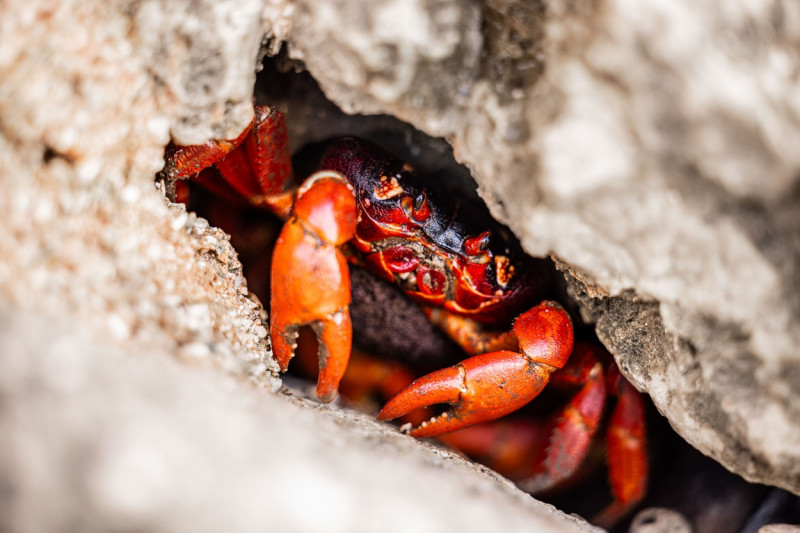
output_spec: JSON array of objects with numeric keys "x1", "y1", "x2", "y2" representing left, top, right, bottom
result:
[{"x1": 318, "y1": 137, "x2": 552, "y2": 326}]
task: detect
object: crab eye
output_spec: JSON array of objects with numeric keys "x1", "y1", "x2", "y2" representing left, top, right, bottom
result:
[
  {"x1": 411, "y1": 192, "x2": 430, "y2": 221},
  {"x1": 464, "y1": 231, "x2": 491, "y2": 256}
]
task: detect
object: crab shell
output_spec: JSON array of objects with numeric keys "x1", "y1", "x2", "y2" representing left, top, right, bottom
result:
[{"x1": 318, "y1": 137, "x2": 552, "y2": 326}]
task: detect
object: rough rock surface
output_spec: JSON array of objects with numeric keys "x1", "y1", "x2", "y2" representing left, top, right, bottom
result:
[
  {"x1": 0, "y1": 0, "x2": 276, "y2": 383},
  {"x1": 288, "y1": 0, "x2": 800, "y2": 495},
  {"x1": 0, "y1": 309, "x2": 598, "y2": 533}
]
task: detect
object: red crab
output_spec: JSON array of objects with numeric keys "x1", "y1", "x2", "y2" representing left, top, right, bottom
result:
[{"x1": 164, "y1": 105, "x2": 648, "y2": 524}]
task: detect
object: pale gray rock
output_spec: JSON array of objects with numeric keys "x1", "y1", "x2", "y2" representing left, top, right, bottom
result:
[
  {"x1": 0, "y1": 309, "x2": 599, "y2": 533},
  {"x1": 288, "y1": 0, "x2": 483, "y2": 136},
  {"x1": 630, "y1": 508, "x2": 693, "y2": 533},
  {"x1": 0, "y1": 0, "x2": 277, "y2": 383}
]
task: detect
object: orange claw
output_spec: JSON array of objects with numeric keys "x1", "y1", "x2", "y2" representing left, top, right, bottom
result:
[
  {"x1": 377, "y1": 302, "x2": 574, "y2": 437},
  {"x1": 270, "y1": 171, "x2": 357, "y2": 402}
]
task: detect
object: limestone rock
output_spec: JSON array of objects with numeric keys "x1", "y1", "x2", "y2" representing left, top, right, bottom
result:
[{"x1": 0, "y1": 309, "x2": 598, "y2": 533}]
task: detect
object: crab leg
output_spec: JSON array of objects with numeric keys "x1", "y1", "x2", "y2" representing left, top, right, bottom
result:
[
  {"x1": 164, "y1": 105, "x2": 296, "y2": 218},
  {"x1": 437, "y1": 419, "x2": 550, "y2": 481},
  {"x1": 377, "y1": 302, "x2": 574, "y2": 437},
  {"x1": 270, "y1": 171, "x2": 357, "y2": 402},
  {"x1": 594, "y1": 370, "x2": 648, "y2": 526},
  {"x1": 164, "y1": 123, "x2": 253, "y2": 180},
  {"x1": 425, "y1": 307, "x2": 519, "y2": 356},
  {"x1": 518, "y1": 346, "x2": 607, "y2": 494}
]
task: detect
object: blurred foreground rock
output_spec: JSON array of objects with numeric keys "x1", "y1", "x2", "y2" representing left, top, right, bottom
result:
[{"x1": 0, "y1": 309, "x2": 597, "y2": 533}]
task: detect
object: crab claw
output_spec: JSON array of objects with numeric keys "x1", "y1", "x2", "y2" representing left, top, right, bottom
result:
[
  {"x1": 377, "y1": 302, "x2": 574, "y2": 437},
  {"x1": 270, "y1": 171, "x2": 357, "y2": 402}
]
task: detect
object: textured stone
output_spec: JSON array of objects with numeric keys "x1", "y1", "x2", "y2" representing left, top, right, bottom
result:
[
  {"x1": 630, "y1": 508, "x2": 692, "y2": 533},
  {"x1": 289, "y1": 0, "x2": 483, "y2": 135},
  {"x1": 0, "y1": 0, "x2": 276, "y2": 384},
  {"x1": 0, "y1": 309, "x2": 599, "y2": 533}
]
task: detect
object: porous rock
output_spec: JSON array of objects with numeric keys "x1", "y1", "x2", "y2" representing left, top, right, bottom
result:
[
  {"x1": 0, "y1": 0, "x2": 276, "y2": 381},
  {"x1": 0, "y1": 309, "x2": 598, "y2": 533}
]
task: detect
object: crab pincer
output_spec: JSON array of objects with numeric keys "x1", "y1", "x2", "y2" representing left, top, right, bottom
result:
[
  {"x1": 377, "y1": 302, "x2": 574, "y2": 437},
  {"x1": 270, "y1": 170, "x2": 358, "y2": 402}
]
